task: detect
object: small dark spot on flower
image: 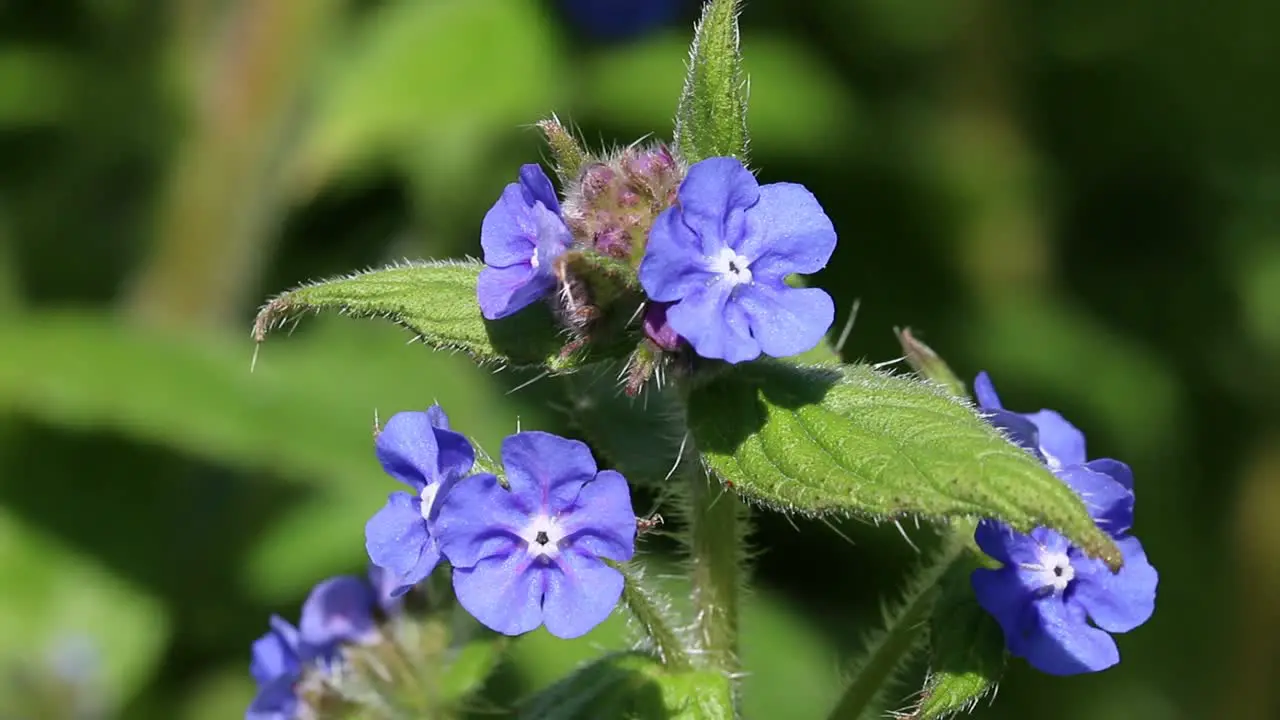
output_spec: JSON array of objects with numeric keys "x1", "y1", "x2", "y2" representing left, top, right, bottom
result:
[{"x1": 535, "y1": 531, "x2": 550, "y2": 545}]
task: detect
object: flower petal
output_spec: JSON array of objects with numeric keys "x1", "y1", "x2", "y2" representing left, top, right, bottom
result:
[
  {"x1": 740, "y1": 182, "x2": 837, "y2": 280},
  {"x1": 478, "y1": 263, "x2": 551, "y2": 320},
  {"x1": 532, "y1": 202, "x2": 572, "y2": 268},
  {"x1": 518, "y1": 163, "x2": 560, "y2": 214},
  {"x1": 1086, "y1": 458, "x2": 1134, "y2": 491},
  {"x1": 971, "y1": 566, "x2": 1038, "y2": 640},
  {"x1": 434, "y1": 473, "x2": 527, "y2": 569},
  {"x1": 1055, "y1": 465, "x2": 1133, "y2": 535},
  {"x1": 973, "y1": 371, "x2": 1004, "y2": 410},
  {"x1": 676, "y1": 157, "x2": 759, "y2": 254},
  {"x1": 973, "y1": 520, "x2": 1048, "y2": 567},
  {"x1": 562, "y1": 470, "x2": 636, "y2": 563},
  {"x1": 250, "y1": 616, "x2": 300, "y2": 685},
  {"x1": 299, "y1": 576, "x2": 378, "y2": 651},
  {"x1": 246, "y1": 673, "x2": 300, "y2": 720},
  {"x1": 735, "y1": 284, "x2": 835, "y2": 359},
  {"x1": 367, "y1": 564, "x2": 403, "y2": 614},
  {"x1": 1027, "y1": 409, "x2": 1087, "y2": 467},
  {"x1": 638, "y1": 206, "x2": 718, "y2": 302},
  {"x1": 452, "y1": 553, "x2": 544, "y2": 636},
  {"x1": 500, "y1": 432, "x2": 600, "y2": 514},
  {"x1": 984, "y1": 409, "x2": 1042, "y2": 456},
  {"x1": 1070, "y1": 536, "x2": 1157, "y2": 633},
  {"x1": 364, "y1": 492, "x2": 440, "y2": 595},
  {"x1": 376, "y1": 410, "x2": 474, "y2": 491},
  {"x1": 480, "y1": 183, "x2": 539, "y2": 269},
  {"x1": 666, "y1": 281, "x2": 759, "y2": 363},
  {"x1": 1017, "y1": 595, "x2": 1120, "y2": 675},
  {"x1": 542, "y1": 550, "x2": 625, "y2": 639}
]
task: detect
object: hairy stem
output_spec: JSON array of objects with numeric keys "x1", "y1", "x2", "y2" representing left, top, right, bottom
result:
[
  {"x1": 613, "y1": 561, "x2": 692, "y2": 671},
  {"x1": 685, "y1": 458, "x2": 744, "y2": 674},
  {"x1": 826, "y1": 536, "x2": 968, "y2": 720}
]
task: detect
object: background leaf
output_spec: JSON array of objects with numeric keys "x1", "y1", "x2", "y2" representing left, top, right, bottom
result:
[{"x1": 0, "y1": 507, "x2": 169, "y2": 713}]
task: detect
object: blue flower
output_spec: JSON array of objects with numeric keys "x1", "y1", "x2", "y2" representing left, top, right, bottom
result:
[
  {"x1": 299, "y1": 576, "x2": 380, "y2": 660},
  {"x1": 247, "y1": 575, "x2": 384, "y2": 719},
  {"x1": 434, "y1": 431, "x2": 636, "y2": 639},
  {"x1": 478, "y1": 164, "x2": 572, "y2": 319},
  {"x1": 366, "y1": 406, "x2": 476, "y2": 597},
  {"x1": 973, "y1": 371, "x2": 1137, "y2": 502},
  {"x1": 638, "y1": 157, "x2": 836, "y2": 363},
  {"x1": 559, "y1": 0, "x2": 687, "y2": 42},
  {"x1": 248, "y1": 616, "x2": 303, "y2": 720},
  {"x1": 970, "y1": 372, "x2": 1158, "y2": 676}
]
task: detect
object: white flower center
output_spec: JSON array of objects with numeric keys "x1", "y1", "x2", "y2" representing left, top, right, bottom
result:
[
  {"x1": 1022, "y1": 548, "x2": 1075, "y2": 594},
  {"x1": 519, "y1": 513, "x2": 566, "y2": 560},
  {"x1": 419, "y1": 483, "x2": 440, "y2": 520},
  {"x1": 709, "y1": 247, "x2": 753, "y2": 286},
  {"x1": 530, "y1": 250, "x2": 540, "y2": 270}
]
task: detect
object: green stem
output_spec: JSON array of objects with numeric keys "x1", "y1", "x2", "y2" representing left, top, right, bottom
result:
[
  {"x1": 825, "y1": 536, "x2": 967, "y2": 720},
  {"x1": 686, "y1": 459, "x2": 743, "y2": 673},
  {"x1": 613, "y1": 561, "x2": 692, "y2": 671}
]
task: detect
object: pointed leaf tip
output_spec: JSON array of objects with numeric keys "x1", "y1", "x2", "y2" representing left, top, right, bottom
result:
[
  {"x1": 252, "y1": 261, "x2": 593, "y2": 372},
  {"x1": 674, "y1": 0, "x2": 748, "y2": 163},
  {"x1": 687, "y1": 361, "x2": 1122, "y2": 567}
]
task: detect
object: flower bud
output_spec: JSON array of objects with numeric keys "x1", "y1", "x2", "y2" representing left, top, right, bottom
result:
[{"x1": 561, "y1": 143, "x2": 684, "y2": 266}]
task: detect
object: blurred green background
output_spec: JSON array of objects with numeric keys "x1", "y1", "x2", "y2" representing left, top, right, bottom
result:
[{"x1": 1, "y1": 0, "x2": 1276, "y2": 718}]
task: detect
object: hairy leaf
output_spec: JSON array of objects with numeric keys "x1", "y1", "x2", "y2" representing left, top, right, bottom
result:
[
  {"x1": 518, "y1": 652, "x2": 732, "y2": 720},
  {"x1": 673, "y1": 0, "x2": 748, "y2": 163},
  {"x1": 687, "y1": 361, "x2": 1123, "y2": 568},
  {"x1": 255, "y1": 260, "x2": 599, "y2": 372}
]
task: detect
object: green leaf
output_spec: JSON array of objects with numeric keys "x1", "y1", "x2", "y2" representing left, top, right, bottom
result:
[
  {"x1": 518, "y1": 652, "x2": 732, "y2": 720},
  {"x1": 0, "y1": 311, "x2": 523, "y2": 600},
  {"x1": 686, "y1": 361, "x2": 1123, "y2": 568},
  {"x1": 673, "y1": 0, "x2": 749, "y2": 163},
  {"x1": 256, "y1": 260, "x2": 593, "y2": 372},
  {"x1": 912, "y1": 553, "x2": 1006, "y2": 719},
  {"x1": 0, "y1": 507, "x2": 169, "y2": 713}
]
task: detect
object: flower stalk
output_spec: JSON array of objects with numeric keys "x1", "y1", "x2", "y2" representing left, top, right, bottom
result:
[
  {"x1": 612, "y1": 561, "x2": 692, "y2": 672},
  {"x1": 685, "y1": 456, "x2": 744, "y2": 674},
  {"x1": 826, "y1": 536, "x2": 967, "y2": 720}
]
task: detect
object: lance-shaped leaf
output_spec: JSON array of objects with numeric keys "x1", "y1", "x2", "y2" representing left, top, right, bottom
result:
[
  {"x1": 687, "y1": 361, "x2": 1123, "y2": 568},
  {"x1": 673, "y1": 0, "x2": 748, "y2": 163},
  {"x1": 254, "y1": 260, "x2": 613, "y2": 372},
  {"x1": 519, "y1": 652, "x2": 732, "y2": 720},
  {"x1": 911, "y1": 553, "x2": 1006, "y2": 719}
]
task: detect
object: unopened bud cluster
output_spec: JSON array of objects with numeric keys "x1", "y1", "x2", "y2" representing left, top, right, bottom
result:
[{"x1": 561, "y1": 144, "x2": 684, "y2": 264}]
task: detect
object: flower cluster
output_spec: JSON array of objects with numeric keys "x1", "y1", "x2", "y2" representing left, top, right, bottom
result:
[
  {"x1": 247, "y1": 407, "x2": 636, "y2": 717},
  {"x1": 364, "y1": 405, "x2": 637, "y2": 640},
  {"x1": 969, "y1": 372, "x2": 1158, "y2": 676},
  {"x1": 248, "y1": 570, "x2": 387, "y2": 720},
  {"x1": 476, "y1": 150, "x2": 839, "y2": 369}
]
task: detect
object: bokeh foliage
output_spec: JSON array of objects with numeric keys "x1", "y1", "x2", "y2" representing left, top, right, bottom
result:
[{"x1": 0, "y1": 0, "x2": 1277, "y2": 717}]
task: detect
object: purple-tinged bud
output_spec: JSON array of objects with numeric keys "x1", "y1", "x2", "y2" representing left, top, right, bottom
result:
[
  {"x1": 642, "y1": 302, "x2": 682, "y2": 352},
  {"x1": 560, "y1": 142, "x2": 686, "y2": 267},
  {"x1": 580, "y1": 163, "x2": 616, "y2": 202},
  {"x1": 596, "y1": 227, "x2": 633, "y2": 259}
]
